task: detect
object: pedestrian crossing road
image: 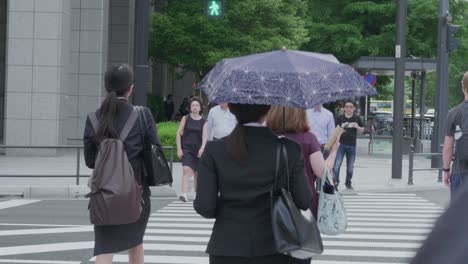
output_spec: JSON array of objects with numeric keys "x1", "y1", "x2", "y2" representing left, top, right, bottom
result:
[{"x1": 0, "y1": 192, "x2": 446, "y2": 264}]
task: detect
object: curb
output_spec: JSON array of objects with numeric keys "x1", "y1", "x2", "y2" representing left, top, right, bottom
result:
[{"x1": 0, "y1": 185, "x2": 178, "y2": 199}]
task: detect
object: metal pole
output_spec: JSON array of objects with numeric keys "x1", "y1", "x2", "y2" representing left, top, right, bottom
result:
[
  {"x1": 133, "y1": 0, "x2": 150, "y2": 106},
  {"x1": 432, "y1": 0, "x2": 450, "y2": 167},
  {"x1": 408, "y1": 144, "x2": 414, "y2": 185},
  {"x1": 170, "y1": 147, "x2": 174, "y2": 174},
  {"x1": 76, "y1": 148, "x2": 81, "y2": 185},
  {"x1": 392, "y1": 0, "x2": 408, "y2": 179},
  {"x1": 411, "y1": 72, "x2": 417, "y2": 139},
  {"x1": 419, "y1": 71, "x2": 426, "y2": 141},
  {"x1": 169, "y1": 147, "x2": 174, "y2": 188}
]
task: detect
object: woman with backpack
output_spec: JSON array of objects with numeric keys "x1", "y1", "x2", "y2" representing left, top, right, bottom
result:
[
  {"x1": 84, "y1": 64, "x2": 160, "y2": 264},
  {"x1": 176, "y1": 97, "x2": 208, "y2": 202}
]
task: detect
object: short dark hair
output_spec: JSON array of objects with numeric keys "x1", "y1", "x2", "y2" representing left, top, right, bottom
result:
[
  {"x1": 189, "y1": 96, "x2": 203, "y2": 114},
  {"x1": 344, "y1": 100, "x2": 356, "y2": 107}
]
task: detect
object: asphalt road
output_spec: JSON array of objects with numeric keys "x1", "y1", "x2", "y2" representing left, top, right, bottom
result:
[{"x1": 0, "y1": 188, "x2": 451, "y2": 264}]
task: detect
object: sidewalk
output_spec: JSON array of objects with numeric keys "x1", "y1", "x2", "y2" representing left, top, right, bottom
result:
[{"x1": 0, "y1": 139, "x2": 444, "y2": 198}]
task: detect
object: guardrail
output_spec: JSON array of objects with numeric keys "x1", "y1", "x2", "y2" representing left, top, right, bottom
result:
[
  {"x1": 408, "y1": 144, "x2": 443, "y2": 185},
  {"x1": 0, "y1": 145, "x2": 174, "y2": 185}
]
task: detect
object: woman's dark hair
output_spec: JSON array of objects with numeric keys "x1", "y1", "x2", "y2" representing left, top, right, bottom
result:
[
  {"x1": 189, "y1": 97, "x2": 204, "y2": 115},
  {"x1": 226, "y1": 104, "x2": 271, "y2": 161},
  {"x1": 95, "y1": 64, "x2": 134, "y2": 141}
]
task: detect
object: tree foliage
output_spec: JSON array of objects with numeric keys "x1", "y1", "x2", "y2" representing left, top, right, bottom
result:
[
  {"x1": 150, "y1": 0, "x2": 468, "y2": 107},
  {"x1": 150, "y1": 0, "x2": 309, "y2": 78}
]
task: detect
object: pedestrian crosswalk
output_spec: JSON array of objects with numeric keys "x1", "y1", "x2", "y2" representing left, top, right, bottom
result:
[{"x1": 106, "y1": 192, "x2": 444, "y2": 264}]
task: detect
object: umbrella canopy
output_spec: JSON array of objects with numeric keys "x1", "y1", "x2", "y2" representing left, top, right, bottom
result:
[{"x1": 200, "y1": 49, "x2": 378, "y2": 109}]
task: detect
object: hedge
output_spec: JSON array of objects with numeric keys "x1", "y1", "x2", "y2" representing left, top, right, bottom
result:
[{"x1": 157, "y1": 121, "x2": 180, "y2": 162}]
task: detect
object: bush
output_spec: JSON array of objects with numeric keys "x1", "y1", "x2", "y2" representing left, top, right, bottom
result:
[{"x1": 157, "y1": 121, "x2": 180, "y2": 162}]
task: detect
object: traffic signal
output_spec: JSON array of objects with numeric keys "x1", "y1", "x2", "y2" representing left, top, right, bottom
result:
[
  {"x1": 205, "y1": 0, "x2": 224, "y2": 19},
  {"x1": 447, "y1": 23, "x2": 461, "y2": 53}
]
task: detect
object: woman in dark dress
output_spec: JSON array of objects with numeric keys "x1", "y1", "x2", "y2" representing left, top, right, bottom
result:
[
  {"x1": 266, "y1": 106, "x2": 339, "y2": 264},
  {"x1": 84, "y1": 64, "x2": 160, "y2": 264},
  {"x1": 194, "y1": 104, "x2": 312, "y2": 264},
  {"x1": 176, "y1": 97, "x2": 208, "y2": 202}
]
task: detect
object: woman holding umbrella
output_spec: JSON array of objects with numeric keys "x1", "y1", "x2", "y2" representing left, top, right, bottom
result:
[
  {"x1": 194, "y1": 103, "x2": 312, "y2": 263},
  {"x1": 194, "y1": 49, "x2": 377, "y2": 263}
]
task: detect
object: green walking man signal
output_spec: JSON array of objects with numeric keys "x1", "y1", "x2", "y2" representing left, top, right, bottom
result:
[{"x1": 205, "y1": 0, "x2": 224, "y2": 19}]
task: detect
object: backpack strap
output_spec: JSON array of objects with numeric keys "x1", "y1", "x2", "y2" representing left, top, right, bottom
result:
[
  {"x1": 88, "y1": 112, "x2": 99, "y2": 133},
  {"x1": 120, "y1": 108, "x2": 139, "y2": 142}
]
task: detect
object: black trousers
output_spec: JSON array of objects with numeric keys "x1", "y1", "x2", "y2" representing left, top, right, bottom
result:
[{"x1": 210, "y1": 254, "x2": 293, "y2": 264}]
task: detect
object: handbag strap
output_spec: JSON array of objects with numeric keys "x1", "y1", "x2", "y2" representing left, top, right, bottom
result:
[
  {"x1": 282, "y1": 142, "x2": 290, "y2": 192},
  {"x1": 136, "y1": 106, "x2": 149, "y2": 140},
  {"x1": 274, "y1": 137, "x2": 290, "y2": 193}
]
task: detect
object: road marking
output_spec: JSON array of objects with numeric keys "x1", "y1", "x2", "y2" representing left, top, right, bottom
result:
[
  {"x1": 347, "y1": 217, "x2": 436, "y2": 223},
  {"x1": 0, "y1": 260, "x2": 81, "y2": 264},
  {"x1": 95, "y1": 255, "x2": 208, "y2": 263},
  {"x1": 346, "y1": 208, "x2": 443, "y2": 213},
  {"x1": 346, "y1": 212, "x2": 440, "y2": 218},
  {"x1": 149, "y1": 217, "x2": 214, "y2": 223},
  {"x1": 143, "y1": 235, "x2": 422, "y2": 249},
  {"x1": 0, "y1": 241, "x2": 93, "y2": 256},
  {"x1": 151, "y1": 213, "x2": 203, "y2": 217},
  {"x1": 0, "y1": 223, "x2": 82, "y2": 227},
  {"x1": 147, "y1": 222, "x2": 213, "y2": 228},
  {"x1": 312, "y1": 261, "x2": 403, "y2": 264},
  {"x1": 144, "y1": 235, "x2": 210, "y2": 243},
  {"x1": 321, "y1": 233, "x2": 426, "y2": 240},
  {"x1": 322, "y1": 248, "x2": 416, "y2": 258},
  {"x1": 0, "y1": 226, "x2": 92, "y2": 236},
  {"x1": 146, "y1": 228, "x2": 211, "y2": 235},
  {"x1": 343, "y1": 201, "x2": 438, "y2": 206},
  {"x1": 348, "y1": 222, "x2": 435, "y2": 228},
  {"x1": 0, "y1": 200, "x2": 40, "y2": 210},
  {"x1": 355, "y1": 193, "x2": 417, "y2": 196},
  {"x1": 345, "y1": 205, "x2": 442, "y2": 209},
  {"x1": 105, "y1": 243, "x2": 417, "y2": 258}
]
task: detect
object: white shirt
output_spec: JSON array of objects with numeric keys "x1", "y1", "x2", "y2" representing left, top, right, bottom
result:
[
  {"x1": 306, "y1": 106, "x2": 336, "y2": 145},
  {"x1": 207, "y1": 105, "x2": 237, "y2": 140}
]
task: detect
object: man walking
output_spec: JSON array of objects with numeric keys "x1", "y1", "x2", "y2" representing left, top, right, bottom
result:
[
  {"x1": 443, "y1": 72, "x2": 468, "y2": 200},
  {"x1": 333, "y1": 100, "x2": 364, "y2": 190},
  {"x1": 306, "y1": 105, "x2": 335, "y2": 151},
  {"x1": 206, "y1": 103, "x2": 237, "y2": 141}
]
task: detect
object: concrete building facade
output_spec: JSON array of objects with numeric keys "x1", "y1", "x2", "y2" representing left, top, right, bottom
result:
[{"x1": 1, "y1": 0, "x2": 138, "y2": 152}]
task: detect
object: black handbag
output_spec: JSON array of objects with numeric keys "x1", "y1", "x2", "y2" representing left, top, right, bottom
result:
[
  {"x1": 271, "y1": 138, "x2": 324, "y2": 259},
  {"x1": 137, "y1": 106, "x2": 173, "y2": 186}
]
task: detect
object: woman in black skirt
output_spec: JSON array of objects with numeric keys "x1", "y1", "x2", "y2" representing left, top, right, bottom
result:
[
  {"x1": 176, "y1": 97, "x2": 208, "y2": 202},
  {"x1": 84, "y1": 64, "x2": 160, "y2": 264}
]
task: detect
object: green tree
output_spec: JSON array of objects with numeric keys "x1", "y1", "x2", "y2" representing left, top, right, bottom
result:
[
  {"x1": 150, "y1": 0, "x2": 309, "y2": 79},
  {"x1": 303, "y1": 0, "x2": 468, "y2": 107}
]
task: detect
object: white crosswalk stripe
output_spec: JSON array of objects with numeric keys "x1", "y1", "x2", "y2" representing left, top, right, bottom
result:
[{"x1": 102, "y1": 192, "x2": 445, "y2": 264}]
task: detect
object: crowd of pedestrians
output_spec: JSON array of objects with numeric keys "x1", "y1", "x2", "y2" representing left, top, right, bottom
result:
[{"x1": 84, "y1": 63, "x2": 468, "y2": 264}]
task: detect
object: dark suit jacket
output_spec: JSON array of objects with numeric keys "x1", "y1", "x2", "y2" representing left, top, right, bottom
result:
[
  {"x1": 411, "y1": 183, "x2": 468, "y2": 264},
  {"x1": 83, "y1": 100, "x2": 161, "y2": 187},
  {"x1": 194, "y1": 126, "x2": 312, "y2": 257}
]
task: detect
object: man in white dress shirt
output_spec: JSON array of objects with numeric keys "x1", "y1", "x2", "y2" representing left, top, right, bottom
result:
[
  {"x1": 207, "y1": 103, "x2": 237, "y2": 140},
  {"x1": 306, "y1": 105, "x2": 336, "y2": 150}
]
